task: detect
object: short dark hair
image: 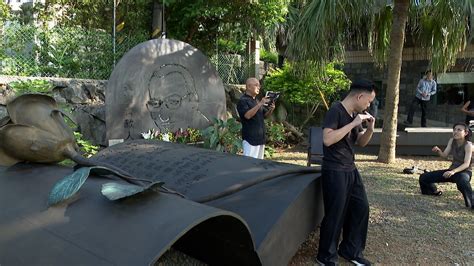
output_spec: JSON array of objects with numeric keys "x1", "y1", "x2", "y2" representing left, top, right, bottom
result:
[
  {"x1": 425, "y1": 69, "x2": 432, "y2": 75},
  {"x1": 453, "y1": 122, "x2": 472, "y2": 141},
  {"x1": 349, "y1": 79, "x2": 376, "y2": 94}
]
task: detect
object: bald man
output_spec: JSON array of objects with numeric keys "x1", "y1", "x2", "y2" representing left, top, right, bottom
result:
[{"x1": 237, "y1": 78, "x2": 275, "y2": 159}]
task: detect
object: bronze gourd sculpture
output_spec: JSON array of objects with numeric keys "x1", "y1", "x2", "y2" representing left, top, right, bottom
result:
[
  {"x1": 0, "y1": 93, "x2": 80, "y2": 166},
  {"x1": 0, "y1": 94, "x2": 155, "y2": 204}
]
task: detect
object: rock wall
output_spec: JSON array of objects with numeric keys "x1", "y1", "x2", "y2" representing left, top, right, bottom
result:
[
  {"x1": 0, "y1": 76, "x2": 107, "y2": 146},
  {"x1": 0, "y1": 75, "x2": 243, "y2": 146}
]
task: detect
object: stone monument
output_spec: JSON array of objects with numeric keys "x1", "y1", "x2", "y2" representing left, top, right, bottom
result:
[{"x1": 106, "y1": 38, "x2": 226, "y2": 142}]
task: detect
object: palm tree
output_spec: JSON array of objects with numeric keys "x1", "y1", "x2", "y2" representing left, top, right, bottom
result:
[{"x1": 287, "y1": 0, "x2": 473, "y2": 163}]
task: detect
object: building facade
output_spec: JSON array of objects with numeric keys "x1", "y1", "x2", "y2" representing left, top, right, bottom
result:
[{"x1": 343, "y1": 45, "x2": 474, "y2": 126}]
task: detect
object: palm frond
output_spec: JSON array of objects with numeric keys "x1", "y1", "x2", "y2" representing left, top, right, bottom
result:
[
  {"x1": 287, "y1": 0, "x2": 382, "y2": 70},
  {"x1": 411, "y1": 0, "x2": 472, "y2": 73}
]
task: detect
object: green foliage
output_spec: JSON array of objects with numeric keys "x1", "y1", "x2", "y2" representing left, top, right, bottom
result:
[
  {"x1": 217, "y1": 39, "x2": 246, "y2": 54},
  {"x1": 74, "y1": 132, "x2": 99, "y2": 158},
  {"x1": 165, "y1": 0, "x2": 288, "y2": 55},
  {"x1": 264, "y1": 145, "x2": 276, "y2": 159},
  {"x1": 34, "y1": 0, "x2": 152, "y2": 35},
  {"x1": 0, "y1": 23, "x2": 147, "y2": 79},
  {"x1": 409, "y1": 0, "x2": 472, "y2": 73},
  {"x1": 265, "y1": 61, "x2": 350, "y2": 128},
  {"x1": 265, "y1": 121, "x2": 286, "y2": 147},
  {"x1": 172, "y1": 128, "x2": 202, "y2": 144},
  {"x1": 265, "y1": 62, "x2": 350, "y2": 105},
  {"x1": 2, "y1": 0, "x2": 289, "y2": 77},
  {"x1": 9, "y1": 79, "x2": 54, "y2": 95},
  {"x1": 0, "y1": 1, "x2": 11, "y2": 24},
  {"x1": 201, "y1": 118, "x2": 242, "y2": 154},
  {"x1": 260, "y1": 49, "x2": 278, "y2": 64},
  {"x1": 264, "y1": 121, "x2": 287, "y2": 158},
  {"x1": 141, "y1": 128, "x2": 202, "y2": 144},
  {"x1": 287, "y1": 0, "x2": 473, "y2": 74}
]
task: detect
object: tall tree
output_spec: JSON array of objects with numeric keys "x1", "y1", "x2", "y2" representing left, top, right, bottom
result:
[
  {"x1": 287, "y1": 0, "x2": 473, "y2": 163},
  {"x1": 164, "y1": 0, "x2": 288, "y2": 54},
  {"x1": 34, "y1": 0, "x2": 153, "y2": 35}
]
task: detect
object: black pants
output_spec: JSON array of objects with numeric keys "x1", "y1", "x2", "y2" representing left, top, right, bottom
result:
[
  {"x1": 317, "y1": 168, "x2": 369, "y2": 263},
  {"x1": 406, "y1": 97, "x2": 428, "y2": 127},
  {"x1": 419, "y1": 169, "x2": 473, "y2": 208}
]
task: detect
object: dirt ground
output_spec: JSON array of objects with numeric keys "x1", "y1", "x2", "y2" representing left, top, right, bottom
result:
[{"x1": 272, "y1": 147, "x2": 474, "y2": 265}]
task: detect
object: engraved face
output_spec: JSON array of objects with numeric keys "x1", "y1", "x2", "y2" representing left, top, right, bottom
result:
[{"x1": 146, "y1": 64, "x2": 198, "y2": 132}]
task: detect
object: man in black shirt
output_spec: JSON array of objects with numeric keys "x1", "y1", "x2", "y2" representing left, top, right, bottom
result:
[
  {"x1": 316, "y1": 79, "x2": 376, "y2": 266},
  {"x1": 237, "y1": 78, "x2": 275, "y2": 159}
]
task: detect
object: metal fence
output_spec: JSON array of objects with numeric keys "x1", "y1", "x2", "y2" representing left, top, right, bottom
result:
[
  {"x1": 0, "y1": 23, "x2": 252, "y2": 84},
  {"x1": 211, "y1": 53, "x2": 254, "y2": 85},
  {"x1": 0, "y1": 23, "x2": 148, "y2": 80}
]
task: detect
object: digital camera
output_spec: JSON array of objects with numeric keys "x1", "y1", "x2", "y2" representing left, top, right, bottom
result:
[{"x1": 265, "y1": 91, "x2": 280, "y2": 105}]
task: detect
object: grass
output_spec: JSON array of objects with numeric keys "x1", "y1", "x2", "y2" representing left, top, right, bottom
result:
[{"x1": 272, "y1": 147, "x2": 474, "y2": 265}]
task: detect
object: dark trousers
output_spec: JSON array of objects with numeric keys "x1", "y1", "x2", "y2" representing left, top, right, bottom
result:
[
  {"x1": 406, "y1": 97, "x2": 428, "y2": 127},
  {"x1": 317, "y1": 168, "x2": 369, "y2": 263},
  {"x1": 419, "y1": 169, "x2": 473, "y2": 208}
]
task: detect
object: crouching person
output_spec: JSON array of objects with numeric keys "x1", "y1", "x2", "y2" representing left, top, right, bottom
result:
[{"x1": 419, "y1": 122, "x2": 474, "y2": 209}]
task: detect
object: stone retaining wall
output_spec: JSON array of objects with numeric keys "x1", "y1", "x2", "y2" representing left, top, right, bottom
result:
[{"x1": 0, "y1": 75, "x2": 245, "y2": 146}]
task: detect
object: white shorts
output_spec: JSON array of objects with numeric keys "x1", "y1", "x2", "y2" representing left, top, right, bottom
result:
[{"x1": 242, "y1": 140, "x2": 265, "y2": 159}]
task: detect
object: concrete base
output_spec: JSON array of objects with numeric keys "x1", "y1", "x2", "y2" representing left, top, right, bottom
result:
[{"x1": 355, "y1": 127, "x2": 452, "y2": 156}]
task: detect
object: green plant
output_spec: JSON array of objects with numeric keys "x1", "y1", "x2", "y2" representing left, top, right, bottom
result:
[
  {"x1": 174, "y1": 128, "x2": 203, "y2": 144},
  {"x1": 265, "y1": 62, "x2": 350, "y2": 128},
  {"x1": 217, "y1": 39, "x2": 246, "y2": 54},
  {"x1": 201, "y1": 118, "x2": 242, "y2": 154},
  {"x1": 264, "y1": 145, "x2": 276, "y2": 158},
  {"x1": 141, "y1": 128, "x2": 202, "y2": 144},
  {"x1": 74, "y1": 132, "x2": 99, "y2": 158},
  {"x1": 265, "y1": 121, "x2": 286, "y2": 148},
  {"x1": 0, "y1": 23, "x2": 147, "y2": 79},
  {"x1": 260, "y1": 49, "x2": 278, "y2": 64},
  {"x1": 9, "y1": 79, "x2": 54, "y2": 95}
]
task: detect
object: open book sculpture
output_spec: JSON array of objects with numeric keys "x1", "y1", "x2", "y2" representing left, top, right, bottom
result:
[{"x1": 0, "y1": 91, "x2": 322, "y2": 266}]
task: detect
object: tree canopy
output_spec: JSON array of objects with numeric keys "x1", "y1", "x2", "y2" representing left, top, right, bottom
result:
[
  {"x1": 18, "y1": 0, "x2": 288, "y2": 55},
  {"x1": 287, "y1": 0, "x2": 473, "y2": 74},
  {"x1": 265, "y1": 62, "x2": 350, "y2": 128},
  {"x1": 165, "y1": 0, "x2": 288, "y2": 54}
]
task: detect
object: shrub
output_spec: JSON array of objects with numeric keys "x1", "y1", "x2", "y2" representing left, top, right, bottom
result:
[
  {"x1": 260, "y1": 49, "x2": 278, "y2": 64},
  {"x1": 9, "y1": 79, "x2": 53, "y2": 95},
  {"x1": 201, "y1": 118, "x2": 242, "y2": 154}
]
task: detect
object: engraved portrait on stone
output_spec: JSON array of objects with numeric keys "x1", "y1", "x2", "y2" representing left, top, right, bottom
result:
[{"x1": 106, "y1": 39, "x2": 226, "y2": 141}]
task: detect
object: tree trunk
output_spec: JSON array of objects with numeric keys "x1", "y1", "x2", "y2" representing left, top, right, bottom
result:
[
  {"x1": 377, "y1": 0, "x2": 409, "y2": 163},
  {"x1": 151, "y1": 1, "x2": 164, "y2": 38}
]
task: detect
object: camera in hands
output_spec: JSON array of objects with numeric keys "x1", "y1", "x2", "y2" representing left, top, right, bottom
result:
[{"x1": 265, "y1": 91, "x2": 280, "y2": 105}]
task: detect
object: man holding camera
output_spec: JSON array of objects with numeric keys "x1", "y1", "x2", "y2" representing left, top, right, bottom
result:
[{"x1": 237, "y1": 78, "x2": 275, "y2": 159}]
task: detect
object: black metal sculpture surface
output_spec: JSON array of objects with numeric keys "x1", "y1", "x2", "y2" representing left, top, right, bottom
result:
[
  {"x1": 106, "y1": 39, "x2": 227, "y2": 140},
  {"x1": 0, "y1": 140, "x2": 323, "y2": 265}
]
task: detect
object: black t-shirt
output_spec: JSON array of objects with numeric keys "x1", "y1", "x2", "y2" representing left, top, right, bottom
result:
[
  {"x1": 237, "y1": 94, "x2": 266, "y2": 145},
  {"x1": 322, "y1": 102, "x2": 363, "y2": 171}
]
